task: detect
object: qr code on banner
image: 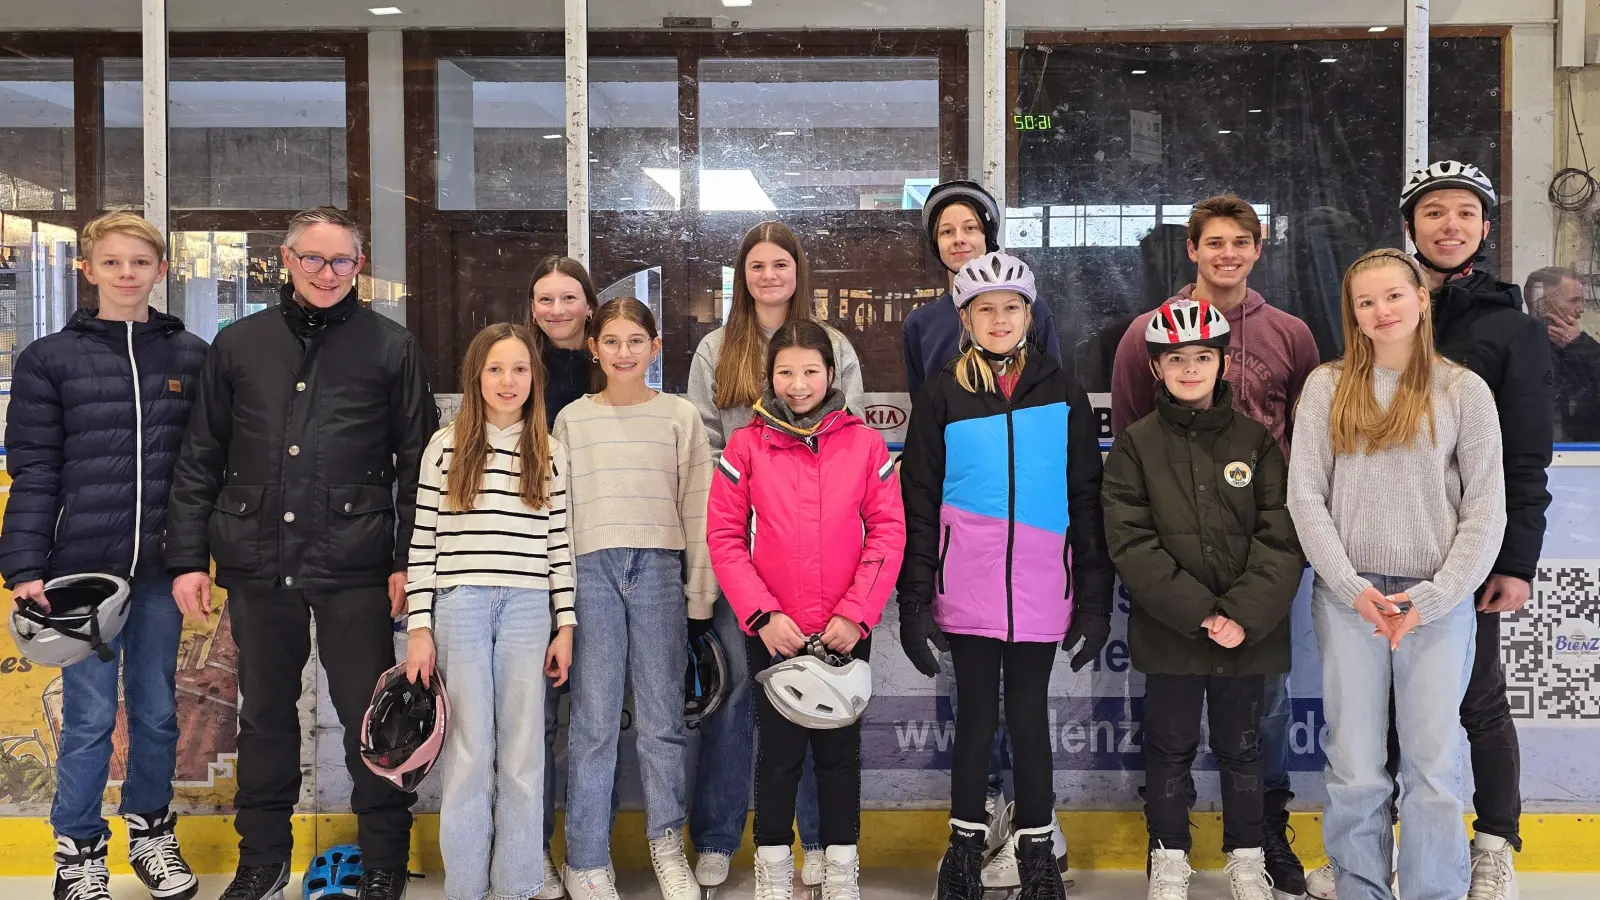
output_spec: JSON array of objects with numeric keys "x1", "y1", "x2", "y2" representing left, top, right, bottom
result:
[{"x1": 1503, "y1": 561, "x2": 1600, "y2": 721}]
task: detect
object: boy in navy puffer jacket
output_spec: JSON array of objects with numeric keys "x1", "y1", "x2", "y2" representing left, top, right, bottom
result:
[{"x1": 0, "y1": 212, "x2": 207, "y2": 900}]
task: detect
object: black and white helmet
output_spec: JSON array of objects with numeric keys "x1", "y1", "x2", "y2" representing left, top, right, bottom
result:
[
  {"x1": 922, "y1": 180, "x2": 1001, "y2": 263},
  {"x1": 1144, "y1": 297, "x2": 1231, "y2": 354},
  {"x1": 1399, "y1": 160, "x2": 1497, "y2": 216},
  {"x1": 952, "y1": 252, "x2": 1036, "y2": 309}
]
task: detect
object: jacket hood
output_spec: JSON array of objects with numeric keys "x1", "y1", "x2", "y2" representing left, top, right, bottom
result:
[
  {"x1": 1172, "y1": 283, "x2": 1266, "y2": 323},
  {"x1": 67, "y1": 307, "x2": 187, "y2": 337},
  {"x1": 279, "y1": 281, "x2": 360, "y2": 339},
  {"x1": 1435, "y1": 270, "x2": 1521, "y2": 314}
]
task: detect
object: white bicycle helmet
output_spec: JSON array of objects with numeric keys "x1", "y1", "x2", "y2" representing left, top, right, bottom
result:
[
  {"x1": 1144, "y1": 297, "x2": 1231, "y2": 354},
  {"x1": 1399, "y1": 160, "x2": 1497, "y2": 216},
  {"x1": 9, "y1": 573, "x2": 132, "y2": 667},
  {"x1": 755, "y1": 640, "x2": 873, "y2": 730},
  {"x1": 952, "y1": 251, "x2": 1037, "y2": 310}
]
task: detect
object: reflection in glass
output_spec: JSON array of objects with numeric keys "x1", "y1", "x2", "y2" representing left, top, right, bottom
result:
[
  {"x1": 106, "y1": 58, "x2": 347, "y2": 211},
  {"x1": 599, "y1": 267, "x2": 665, "y2": 389},
  {"x1": 593, "y1": 59, "x2": 678, "y2": 211},
  {"x1": 0, "y1": 215, "x2": 78, "y2": 369},
  {"x1": 437, "y1": 58, "x2": 564, "y2": 211},
  {"x1": 168, "y1": 231, "x2": 287, "y2": 342},
  {"x1": 0, "y1": 59, "x2": 74, "y2": 211},
  {"x1": 698, "y1": 57, "x2": 940, "y2": 211},
  {"x1": 1527, "y1": 267, "x2": 1600, "y2": 444}
]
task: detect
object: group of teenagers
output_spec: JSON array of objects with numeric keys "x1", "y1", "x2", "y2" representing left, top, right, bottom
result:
[{"x1": 0, "y1": 157, "x2": 1551, "y2": 900}]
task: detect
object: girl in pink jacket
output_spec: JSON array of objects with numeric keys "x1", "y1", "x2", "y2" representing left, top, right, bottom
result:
[{"x1": 707, "y1": 321, "x2": 905, "y2": 900}]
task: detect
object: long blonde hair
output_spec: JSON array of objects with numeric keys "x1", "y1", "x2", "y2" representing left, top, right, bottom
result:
[
  {"x1": 713, "y1": 221, "x2": 816, "y2": 409},
  {"x1": 448, "y1": 323, "x2": 553, "y2": 511},
  {"x1": 1326, "y1": 248, "x2": 1441, "y2": 455},
  {"x1": 952, "y1": 300, "x2": 1030, "y2": 394}
]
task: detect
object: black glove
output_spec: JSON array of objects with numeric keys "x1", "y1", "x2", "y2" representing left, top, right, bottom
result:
[
  {"x1": 688, "y1": 616, "x2": 715, "y2": 641},
  {"x1": 1061, "y1": 612, "x2": 1111, "y2": 672},
  {"x1": 899, "y1": 603, "x2": 948, "y2": 678}
]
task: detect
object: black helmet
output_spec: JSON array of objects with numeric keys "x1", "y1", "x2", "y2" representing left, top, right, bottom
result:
[
  {"x1": 359, "y1": 664, "x2": 449, "y2": 793},
  {"x1": 685, "y1": 627, "x2": 730, "y2": 727},
  {"x1": 922, "y1": 180, "x2": 1001, "y2": 269}
]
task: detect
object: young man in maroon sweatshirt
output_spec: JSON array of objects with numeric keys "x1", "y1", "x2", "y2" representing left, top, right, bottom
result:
[{"x1": 1109, "y1": 194, "x2": 1320, "y2": 897}]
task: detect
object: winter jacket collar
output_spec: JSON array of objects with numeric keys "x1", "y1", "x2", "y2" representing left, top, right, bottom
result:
[
  {"x1": 279, "y1": 282, "x2": 359, "y2": 341},
  {"x1": 1154, "y1": 381, "x2": 1237, "y2": 436},
  {"x1": 751, "y1": 389, "x2": 853, "y2": 450},
  {"x1": 1433, "y1": 270, "x2": 1522, "y2": 331},
  {"x1": 938, "y1": 341, "x2": 1064, "y2": 400},
  {"x1": 67, "y1": 307, "x2": 187, "y2": 339}
]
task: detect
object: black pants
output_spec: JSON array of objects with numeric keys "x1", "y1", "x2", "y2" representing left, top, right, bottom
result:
[
  {"x1": 947, "y1": 635, "x2": 1056, "y2": 830},
  {"x1": 230, "y1": 586, "x2": 415, "y2": 868},
  {"x1": 1142, "y1": 673, "x2": 1265, "y2": 853},
  {"x1": 749, "y1": 635, "x2": 871, "y2": 848},
  {"x1": 1384, "y1": 606, "x2": 1521, "y2": 848}
]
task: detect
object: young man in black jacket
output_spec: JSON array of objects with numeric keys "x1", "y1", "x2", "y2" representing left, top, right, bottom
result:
[
  {"x1": 1, "y1": 212, "x2": 208, "y2": 900},
  {"x1": 166, "y1": 206, "x2": 438, "y2": 900},
  {"x1": 1305, "y1": 161, "x2": 1552, "y2": 900}
]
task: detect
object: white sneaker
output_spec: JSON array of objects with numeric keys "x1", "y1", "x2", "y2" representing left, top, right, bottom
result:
[
  {"x1": 1304, "y1": 862, "x2": 1337, "y2": 900},
  {"x1": 1224, "y1": 848, "x2": 1276, "y2": 900},
  {"x1": 1468, "y1": 834, "x2": 1518, "y2": 900},
  {"x1": 566, "y1": 866, "x2": 622, "y2": 900},
  {"x1": 801, "y1": 849, "x2": 826, "y2": 888},
  {"x1": 535, "y1": 849, "x2": 565, "y2": 899},
  {"x1": 1147, "y1": 846, "x2": 1192, "y2": 900},
  {"x1": 755, "y1": 845, "x2": 795, "y2": 900},
  {"x1": 647, "y1": 828, "x2": 701, "y2": 900},
  {"x1": 820, "y1": 845, "x2": 859, "y2": 900},
  {"x1": 696, "y1": 851, "x2": 731, "y2": 889}
]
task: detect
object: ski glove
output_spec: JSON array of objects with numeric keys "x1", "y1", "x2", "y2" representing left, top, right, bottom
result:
[
  {"x1": 1061, "y1": 612, "x2": 1110, "y2": 671},
  {"x1": 899, "y1": 603, "x2": 948, "y2": 678}
]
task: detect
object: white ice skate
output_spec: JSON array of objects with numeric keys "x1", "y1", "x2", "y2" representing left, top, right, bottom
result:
[
  {"x1": 755, "y1": 845, "x2": 796, "y2": 900},
  {"x1": 1147, "y1": 846, "x2": 1192, "y2": 900},
  {"x1": 648, "y1": 828, "x2": 701, "y2": 900},
  {"x1": 979, "y1": 804, "x2": 1071, "y2": 897},
  {"x1": 695, "y1": 851, "x2": 730, "y2": 900}
]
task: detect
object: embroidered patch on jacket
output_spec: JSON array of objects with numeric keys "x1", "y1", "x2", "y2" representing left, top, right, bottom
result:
[
  {"x1": 168, "y1": 379, "x2": 182, "y2": 394},
  {"x1": 1224, "y1": 461, "x2": 1253, "y2": 488}
]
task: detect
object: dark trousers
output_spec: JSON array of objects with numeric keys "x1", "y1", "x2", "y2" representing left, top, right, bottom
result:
[
  {"x1": 1142, "y1": 673, "x2": 1265, "y2": 853},
  {"x1": 748, "y1": 635, "x2": 870, "y2": 848},
  {"x1": 229, "y1": 586, "x2": 415, "y2": 868},
  {"x1": 946, "y1": 635, "x2": 1056, "y2": 830},
  {"x1": 1384, "y1": 606, "x2": 1521, "y2": 849}
]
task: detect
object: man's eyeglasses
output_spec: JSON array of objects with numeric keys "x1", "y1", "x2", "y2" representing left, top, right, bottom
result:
[{"x1": 287, "y1": 248, "x2": 360, "y2": 277}]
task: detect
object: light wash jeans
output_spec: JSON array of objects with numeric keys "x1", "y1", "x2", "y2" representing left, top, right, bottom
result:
[
  {"x1": 567, "y1": 548, "x2": 690, "y2": 870},
  {"x1": 52, "y1": 577, "x2": 183, "y2": 839},
  {"x1": 435, "y1": 585, "x2": 551, "y2": 900},
  {"x1": 1313, "y1": 573, "x2": 1476, "y2": 900},
  {"x1": 690, "y1": 593, "x2": 823, "y2": 855}
]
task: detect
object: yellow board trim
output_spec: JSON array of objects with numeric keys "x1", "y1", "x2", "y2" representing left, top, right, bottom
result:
[{"x1": 0, "y1": 811, "x2": 1595, "y2": 876}]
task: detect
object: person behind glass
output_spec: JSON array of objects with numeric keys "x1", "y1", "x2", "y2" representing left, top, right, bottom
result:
[
  {"x1": 1525, "y1": 266, "x2": 1600, "y2": 443},
  {"x1": 402, "y1": 323, "x2": 575, "y2": 900},
  {"x1": 166, "y1": 206, "x2": 437, "y2": 900},
  {"x1": 1287, "y1": 249, "x2": 1506, "y2": 900},
  {"x1": 0, "y1": 212, "x2": 207, "y2": 900},
  {"x1": 706, "y1": 321, "x2": 905, "y2": 900},
  {"x1": 526, "y1": 254, "x2": 602, "y2": 900},
  {"x1": 897, "y1": 252, "x2": 1113, "y2": 900},
  {"x1": 1101, "y1": 299, "x2": 1304, "y2": 900},
  {"x1": 902, "y1": 179, "x2": 1069, "y2": 887},
  {"x1": 1109, "y1": 194, "x2": 1320, "y2": 897},
  {"x1": 555, "y1": 297, "x2": 714, "y2": 900},
  {"x1": 685, "y1": 221, "x2": 863, "y2": 890}
]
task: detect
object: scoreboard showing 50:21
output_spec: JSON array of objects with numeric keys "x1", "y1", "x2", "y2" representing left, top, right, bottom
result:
[{"x1": 1013, "y1": 114, "x2": 1054, "y2": 130}]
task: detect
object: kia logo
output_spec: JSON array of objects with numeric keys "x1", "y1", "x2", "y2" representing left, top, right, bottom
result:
[{"x1": 865, "y1": 404, "x2": 908, "y2": 429}]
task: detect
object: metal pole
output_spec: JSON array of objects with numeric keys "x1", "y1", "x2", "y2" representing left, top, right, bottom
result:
[
  {"x1": 981, "y1": 0, "x2": 1005, "y2": 236},
  {"x1": 1403, "y1": 0, "x2": 1428, "y2": 250},
  {"x1": 142, "y1": 0, "x2": 168, "y2": 310},
  {"x1": 565, "y1": 0, "x2": 590, "y2": 267}
]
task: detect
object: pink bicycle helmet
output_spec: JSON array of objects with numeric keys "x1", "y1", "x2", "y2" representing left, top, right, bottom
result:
[{"x1": 359, "y1": 664, "x2": 449, "y2": 792}]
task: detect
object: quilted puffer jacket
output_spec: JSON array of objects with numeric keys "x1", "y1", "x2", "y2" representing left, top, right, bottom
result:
[{"x1": 0, "y1": 308, "x2": 207, "y2": 586}]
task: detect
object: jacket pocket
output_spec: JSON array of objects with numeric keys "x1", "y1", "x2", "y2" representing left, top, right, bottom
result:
[
  {"x1": 326, "y1": 484, "x2": 396, "y2": 573},
  {"x1": 936, "y1": 524, "x2": 951, "y2": 595},
  {"x1": 209, "y1": 485, "x2": 264, "y2": 573}
]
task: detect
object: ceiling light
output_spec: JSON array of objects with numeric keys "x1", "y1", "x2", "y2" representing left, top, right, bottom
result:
[
  {"x1": 1217, "y1": 130, "x2": 1232, "y2": 134},
  {"x1": 1320, "y1": 58, "x2": 1338, "y2": 63},
  {"x1": 721, "y1": 0, "x2": 753, "y2": 6},
  {"x1": 619, "y1": 197, "x2": 634, "y2": 201},
  {"x1": 1131, "y1": 69, "x2": 1148, "y2": 75},
  {"x1": 543, "y1": 133, "x2": 562, "y2": 139},
  {"x1": 1248, "y1": 108, "x2": 1263, "y2": 113},
  {"x1": 1368, "y1": 26, "x2": 1389, "y2": 32},
  {"x1": 784, "y1": 172, "x2": 802, "y2": 176},
  {"x1": 776, "y1": 130, "x2": 797, "y2": 136},
  {"x1": 368, "y1": 6, "x2": 402, "y2": 14}
]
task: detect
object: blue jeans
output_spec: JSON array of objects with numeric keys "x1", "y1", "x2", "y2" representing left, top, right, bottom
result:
[
  {"x1": 566, "y1": 548, "x2": 690, "y2": 870},
  {"x1": 1314, "y1": 573, "x2": 1476, "y2": 900},
  {"x1": 51, "y1": 577, "x2": 183, "y2": 840},
  {"x1": 690, "y1": 594, "x2": 823, "y2": 855},
  {"x1": 1260, "y1": 671, "x2": 1292, "y2": 795},
  {"x1": 543, "y1": 679, "x2": 622, "y2": 849},
  {"x1": 434, "y1": 586, "x2": 551, "y2": 900}
]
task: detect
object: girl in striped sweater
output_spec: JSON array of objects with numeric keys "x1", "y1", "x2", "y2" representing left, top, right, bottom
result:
[{"x1": 404, "y1": 322, "x2": 575, "y2": 900}]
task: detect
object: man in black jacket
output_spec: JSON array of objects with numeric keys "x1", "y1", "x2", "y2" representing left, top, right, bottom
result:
[
  {"x1": 1526, "y1": 266, "x2": 1600, "y2": 443},
  {"x1": 166, "y1": 206, "x2": 437, "y2": 900}
]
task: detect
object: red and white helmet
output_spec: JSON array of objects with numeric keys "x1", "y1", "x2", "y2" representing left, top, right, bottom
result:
[
  {"x1": 360, "y1": 664, "x2": 449, "y2": 792},
  {"x1": 1144, "y1": 297, "x2": 1231, "y2": 355}
]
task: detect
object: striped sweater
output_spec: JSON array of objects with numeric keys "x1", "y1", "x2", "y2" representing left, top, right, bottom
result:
[
  {"x1": 553, "y1": 392, "x2": 717, "y2": 619},
  {"x1": 405, "y1": 420, "x2": 575, "y2": 631}
]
